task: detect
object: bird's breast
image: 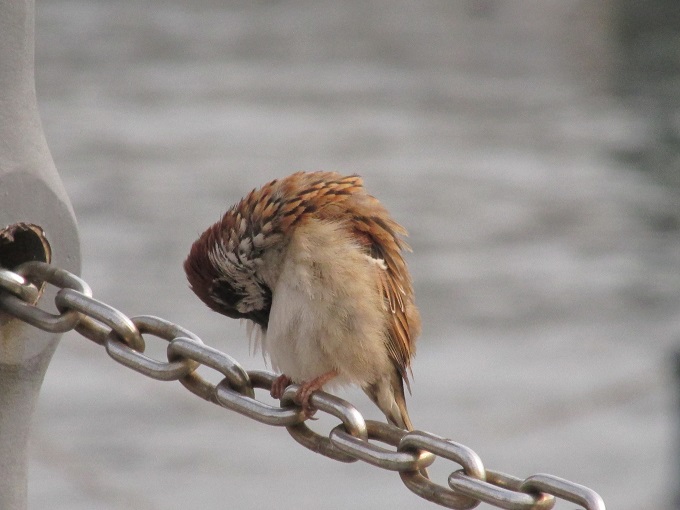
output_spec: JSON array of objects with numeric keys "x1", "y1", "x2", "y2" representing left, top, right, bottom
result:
[{"x1": 262, "y1": 218, "x2": 393, "y2": 386}]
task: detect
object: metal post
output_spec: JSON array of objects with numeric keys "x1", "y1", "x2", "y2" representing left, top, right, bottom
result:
[{"x1": 0, "y1": 0, "x2": 81, "y2": 508}]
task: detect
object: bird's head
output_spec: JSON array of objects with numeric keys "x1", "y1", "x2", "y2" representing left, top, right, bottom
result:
[{"x1": 184, "y1": 218, "x2": 273, "y2": 330}]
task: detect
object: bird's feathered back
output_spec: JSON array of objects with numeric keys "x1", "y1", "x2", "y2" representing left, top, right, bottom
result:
[{"x1": 184, "y1": 171, "x2": 420, "y2": 382}]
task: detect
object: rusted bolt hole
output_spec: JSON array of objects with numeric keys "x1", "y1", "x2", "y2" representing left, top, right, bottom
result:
[{"x1": 0, "y1": 223, "x2": 51, "y2": 303}]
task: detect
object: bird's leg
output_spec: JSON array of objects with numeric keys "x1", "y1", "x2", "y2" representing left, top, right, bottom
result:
[
  {"x1": 271, "y1": 374, "x2": 292, "y2": 400},
  {"x1": 296, "y1": 369, "x2": 338, "y2": 418}
]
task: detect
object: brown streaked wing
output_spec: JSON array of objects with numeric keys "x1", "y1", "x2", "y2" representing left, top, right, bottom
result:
[{"x1": 311, "y1": 178, "x2": 418, "y2": 384}]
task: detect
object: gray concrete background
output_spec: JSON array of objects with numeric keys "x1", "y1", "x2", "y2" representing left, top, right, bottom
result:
[{"x1": 27, "y1": 1, "x2": 680, "y2": 509}]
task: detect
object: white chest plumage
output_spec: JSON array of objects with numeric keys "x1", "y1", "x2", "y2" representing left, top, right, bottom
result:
[{"x1": 263, "y1": 218, "x2": 392, "y2": 388}]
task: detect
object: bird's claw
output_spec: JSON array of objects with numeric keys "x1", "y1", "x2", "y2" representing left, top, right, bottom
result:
[
  {"x1": 271, "y1": 374, "x2": 316, "y2": 418},
  {"x1": 295, "y1": 384, "x2": 319, "y2": 419},
  {"x1": 270, "y1": 374, "x2": 291, "y2": 400},
  {"x1": 272, "y1": 370, "x2": 337, "y2": 420},
  {"x1": 293, "y1": 369, "x2": 338, "y2": 419}
]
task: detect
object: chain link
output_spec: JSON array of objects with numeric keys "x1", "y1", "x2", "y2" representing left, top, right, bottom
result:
[
  {"x1": 0, "y1": 261, "x2": 607, "y2": 510},
  {"x1": 448, "y1": 470, "x2": 556, "y2": 510},
  {"x1": 213, "y1": 370, "x2": 304, "y2": 426},
  {"x1": 0, "y1": 262, "x2": 91, "y2": 332},
  {"x1": 399, "y1": 431, "x2": 486, "y2": 509},
  {"x1": 329, "y1": 419, "x2": 435, "y2": 472},
  {"x1": 282, "y1": 384, "x2": 369, "y2": 463},
  {"x1": 0, "y1": 268, "x2": 40, "y2": 303}
]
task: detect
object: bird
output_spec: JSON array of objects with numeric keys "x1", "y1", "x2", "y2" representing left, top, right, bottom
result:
[{"x1": 184, "y1": 171, "x2": 421, "y2": 430}]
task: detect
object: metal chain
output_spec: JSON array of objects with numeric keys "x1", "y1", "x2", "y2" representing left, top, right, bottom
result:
[{"x1": 0, "y1": 261, "x2": 607, "y2": 510}]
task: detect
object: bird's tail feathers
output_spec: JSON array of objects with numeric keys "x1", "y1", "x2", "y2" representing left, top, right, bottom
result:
[
  {"x1": 363, "y1": 369, "x2": 429, "y2": 478},
  {"x1": 363, "y1": 367, "x2": 414, "y2": 431}
]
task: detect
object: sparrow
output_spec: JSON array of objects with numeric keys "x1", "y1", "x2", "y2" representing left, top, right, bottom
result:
[{"x1": 184, "y1": 171, "x2": 421, "y2": 430}]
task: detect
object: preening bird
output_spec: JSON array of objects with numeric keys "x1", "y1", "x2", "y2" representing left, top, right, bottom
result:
[{"x1": 184, "y1": 171, "x2": 421, "y2": 430}]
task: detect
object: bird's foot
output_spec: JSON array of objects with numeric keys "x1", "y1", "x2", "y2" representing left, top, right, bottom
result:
[
  {"x1": 270, "y1": 374, "x2": 292, "y2": 400},
  {"x1": 294, "y1": 370, "x2": 338, "y2": 418}
]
